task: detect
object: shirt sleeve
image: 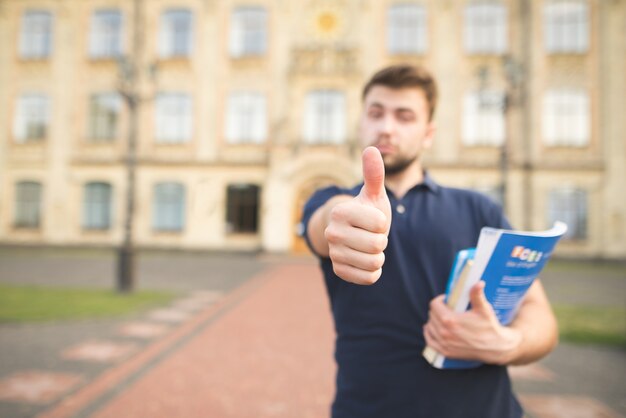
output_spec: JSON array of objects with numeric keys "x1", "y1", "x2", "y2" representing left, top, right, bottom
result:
[
  {"x1": 484, "y1": 197, "x2": 512, "y2": 230},
  {"x1": 300, "y1": 186, "x2": 349, "y2": 257}
]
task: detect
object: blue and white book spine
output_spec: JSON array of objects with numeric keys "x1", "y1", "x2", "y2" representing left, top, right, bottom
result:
[{"x1": 423, "y1": 221, "x2": 568, "y2": 369}]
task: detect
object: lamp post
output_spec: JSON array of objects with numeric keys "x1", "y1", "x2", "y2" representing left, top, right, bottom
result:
[
  {"x1": 502, "y1": 55, "x2": 524, "y2": 215},
  {"x1": 116, "y1": 57, "x2": 138, "y2": 293},
  {"x1": 476, "y1": 66, "x2": 507, "y2": 212},
  {"x1": 476, "y1": 57, "x2": 523, "y2": 215},
  {"x1": 116, "y1": 0, "x2": 143, "y2": 293}
]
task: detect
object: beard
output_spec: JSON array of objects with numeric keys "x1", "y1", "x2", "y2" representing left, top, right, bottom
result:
[{"x1": 383, "y1": 153, "x2": 418, "y2": 175}]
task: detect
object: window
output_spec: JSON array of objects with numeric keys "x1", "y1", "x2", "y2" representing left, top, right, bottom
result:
[
  {"x1": 89, "y1": 93, "x2": 121, "y2": 141},
  {"x1": 387, "y1": 4, "x2": 427, "y2": 54},
  {"x1": 226, "y1": 184, "x2": 260, "y2": 234},
  {"x1": 89, "y1": 10, "x2": 123, "y2": 58},
  {"x1": 462, "y1": 91, "x2": 506, "y2": 146},
  {"x1": 542, "y1": 89, "x2": 589, "y2": 147},
  {"x1": 464, "y1": 3, "x2": 507, "y2": 55},
  {"x1": 225, "y1": 92, "x2": 267, "y2": 144},
  {"x1": 544, "y1": 0, "x2": 589, "y2": 53},
  {"x1": 14, "y1": 181, "x2": 42, "y2": 228},
  {"x1": 83, "y1": 182, "x2": 112, "y2": 230},
  {"x1": 153, "y1": 182, "x2": 185, "y2": 231},
  {"x1": 303, "y1": 90, "x2": 346, "y2": 144},
  {"x1": 14, "y1": 94, "x2": 50, "y2": 142},
  {"x1": 19, "y1": 10, "x2": 53, "y2": 59},
  {"x1": 548, "y1": 188, "x2": 587, "y2": 240},
  {"x1": 155, "y1": 93, "x2": 192, "y2": 143},
  {"x1": 230, "y1": 7, "x2": 267, "y2": 57},
  {"x1": 159, "y1": 9, "x2": 193, "y2": 58}
]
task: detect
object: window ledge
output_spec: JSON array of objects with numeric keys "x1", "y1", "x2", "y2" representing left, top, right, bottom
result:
[
  {"x1": 81, "y1": 228, "x2": 112, "y2": 233},
  {"x1": 157, "y1": 56, "x2": 191, "y2": 63},
  {"x1": 152, "y1": 230, "x2": 185, "y2": 235},
  {"x1": 18, "y1": 57, "x2": 51, "y2": 63},
  {"x1": 11, "y1": 140, "x2": 47, "y2": 148}
]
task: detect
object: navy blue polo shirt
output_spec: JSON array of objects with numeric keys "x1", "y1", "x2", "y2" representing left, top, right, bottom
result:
[{"x1": 302, "y1": 173, "x2": 523, "y2": 418}]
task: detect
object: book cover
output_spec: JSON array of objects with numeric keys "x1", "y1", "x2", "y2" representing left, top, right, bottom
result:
[{"x1": 423, "y1": 221, "x2": 568, "y2": 369}]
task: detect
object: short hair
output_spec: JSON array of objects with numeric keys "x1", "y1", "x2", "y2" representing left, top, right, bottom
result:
[{"x1": 362, "y1": 64, "x2": 438, "y2": 120}]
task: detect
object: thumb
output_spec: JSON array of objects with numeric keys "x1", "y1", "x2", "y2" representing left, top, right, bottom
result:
[
  {"x1": 361, "y1": 146, "x2": 386, "y2": 201},
  {"x1": 469, "y1": 281, "x2": 492, "y2": 316}
]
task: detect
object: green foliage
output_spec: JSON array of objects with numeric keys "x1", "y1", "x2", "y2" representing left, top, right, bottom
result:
[
  {"x1": 0, "y1": 284, "x2": 176, "y2": 323},
  {"x1": 553, "y1": 304, "x2": 626, "y2": 348}
]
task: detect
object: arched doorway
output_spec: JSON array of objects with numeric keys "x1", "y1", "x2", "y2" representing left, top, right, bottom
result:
[{"x1": 291, "y1": 177, "x2": 337, "y2": 254}]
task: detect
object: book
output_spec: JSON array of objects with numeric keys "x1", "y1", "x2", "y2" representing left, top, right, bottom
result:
[{"x1": 423, "y1": 221, "x2": 568, "y2": 369}]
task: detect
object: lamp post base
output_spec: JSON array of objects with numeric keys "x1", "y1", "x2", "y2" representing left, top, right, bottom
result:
[{"x1": 117, "y1": 246, "x2": 136, "y2": 293}]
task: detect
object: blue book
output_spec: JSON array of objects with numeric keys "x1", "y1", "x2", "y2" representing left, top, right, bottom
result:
[{"x1": 423, "y1": 221, "x2": 568, "y2": 369}]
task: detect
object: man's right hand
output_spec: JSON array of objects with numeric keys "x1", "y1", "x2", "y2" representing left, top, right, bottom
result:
[{"x1": 324, "y1": 147, "x2": 392, "y2": 285}]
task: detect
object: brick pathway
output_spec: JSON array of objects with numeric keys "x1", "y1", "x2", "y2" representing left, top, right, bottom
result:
[{"x1": 0, "y1": 259, "x2": 624, "y2": 418}]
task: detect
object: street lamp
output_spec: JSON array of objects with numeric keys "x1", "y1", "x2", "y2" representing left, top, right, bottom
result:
[
  {"x1": 476, "y1": 66, "x2": 507, "y2": 211},
  {"x1": 475, "y1": 56, "x2": 524, "y2": 215},
  {"x1": 115, "y1": 0, "x2": 143, "y2": 293},
  {"x1": 116, "y1": 56, "x2": 139, "y2": 293}
]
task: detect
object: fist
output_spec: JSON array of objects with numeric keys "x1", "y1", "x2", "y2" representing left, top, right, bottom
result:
[{"x1": 324, "y1": 147, "x2": 392, "y2": 285}]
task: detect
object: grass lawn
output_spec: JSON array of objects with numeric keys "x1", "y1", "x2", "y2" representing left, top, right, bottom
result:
[
  {"x1": 0, "y1": 284, "x2": 177, "y2": 323},
  {"x1": 546, "y1": 259, "x2": 626, "y2": 276},
  {"x1": 553, "y1": 304, "x2": 626, "y2": 348}
]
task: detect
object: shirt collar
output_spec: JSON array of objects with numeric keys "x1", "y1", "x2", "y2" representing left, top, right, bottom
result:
[
  {"x1": 420, "y1": 171, "x2": 440, "y2": 193},
  {"x1": 382, "y1": 171, "x2": 440, "y2": 200},
  {"x1": 396, "y1": 170, "x2": 440, "y2": 195}
]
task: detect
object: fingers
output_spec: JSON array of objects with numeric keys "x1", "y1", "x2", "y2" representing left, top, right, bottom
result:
[
  {"x1": 329, "y1": 245, "x2": 386, "y2": 273},
  {"x1": 361, "y1": 146, "x2": 386, "y2": 201},
  {"x1": 468, "y1": 281, "x2": 491, "y2": 315},
  {"x1": 326, "y1": 227, "x2": 387, "y2": 256},
  {"x1": 331, "y1": 262, "x2": 383, "y2": 286},
  {"x1": 425, "y1": 295, "x2": 455, "y2": 344},
  {"x1": 328, "y1": 201, "x2": 388, "y2": 234},
  {"x1": 423, "y1": 320, "x2": 448, "y2": 356},
  {"x1": 325, "y1": 216, "x2": 388, "y2": 285}
]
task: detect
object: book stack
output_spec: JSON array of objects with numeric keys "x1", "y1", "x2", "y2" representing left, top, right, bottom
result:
[{"x1": 423, "y1": 222, "x2": 567, "y2": 369}]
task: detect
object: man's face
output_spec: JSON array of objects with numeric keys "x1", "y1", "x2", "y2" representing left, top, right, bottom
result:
[{"x1": 359, "y1": 85, "x2": 436, "y2": 175}]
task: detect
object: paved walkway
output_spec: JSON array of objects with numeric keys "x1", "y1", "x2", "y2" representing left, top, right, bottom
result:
[{"x1": 0, "y1": 250, "x2": 624, "y2": 418}]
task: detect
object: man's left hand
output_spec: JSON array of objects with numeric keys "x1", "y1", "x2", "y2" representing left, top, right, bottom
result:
[{"x1": 423, "y1": 281, "x2": 522, "y2": 365}]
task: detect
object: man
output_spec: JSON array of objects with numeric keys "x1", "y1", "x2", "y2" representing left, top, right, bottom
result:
[{"x1": 301, "y1": 65, "x2": 558, "y2": 417}]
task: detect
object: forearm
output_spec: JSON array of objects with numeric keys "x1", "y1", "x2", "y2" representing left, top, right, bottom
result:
[
  {"x1": 423, "y1": 280, "x2": 558, "y2": 366},
  {"x1": 306, "y1": 195, "x2": 353, "y2": 257},
  {"x1": 504, "y1": 280, "x2": 559, "y2": 365}
]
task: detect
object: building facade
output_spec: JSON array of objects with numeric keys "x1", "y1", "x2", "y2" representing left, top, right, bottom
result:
[{"x1": 0, "y1": 0, "x2": 624, "y2": 259}]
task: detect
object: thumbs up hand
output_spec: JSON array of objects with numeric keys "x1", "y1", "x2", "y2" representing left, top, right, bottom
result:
[{"x1": 324, "y1": 147, "x2": 392, "y2": 285}]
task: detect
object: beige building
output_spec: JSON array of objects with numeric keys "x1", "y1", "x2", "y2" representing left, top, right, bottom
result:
[{"x1": 0, "y1": 0, "x2": 624, "y2": 259}]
